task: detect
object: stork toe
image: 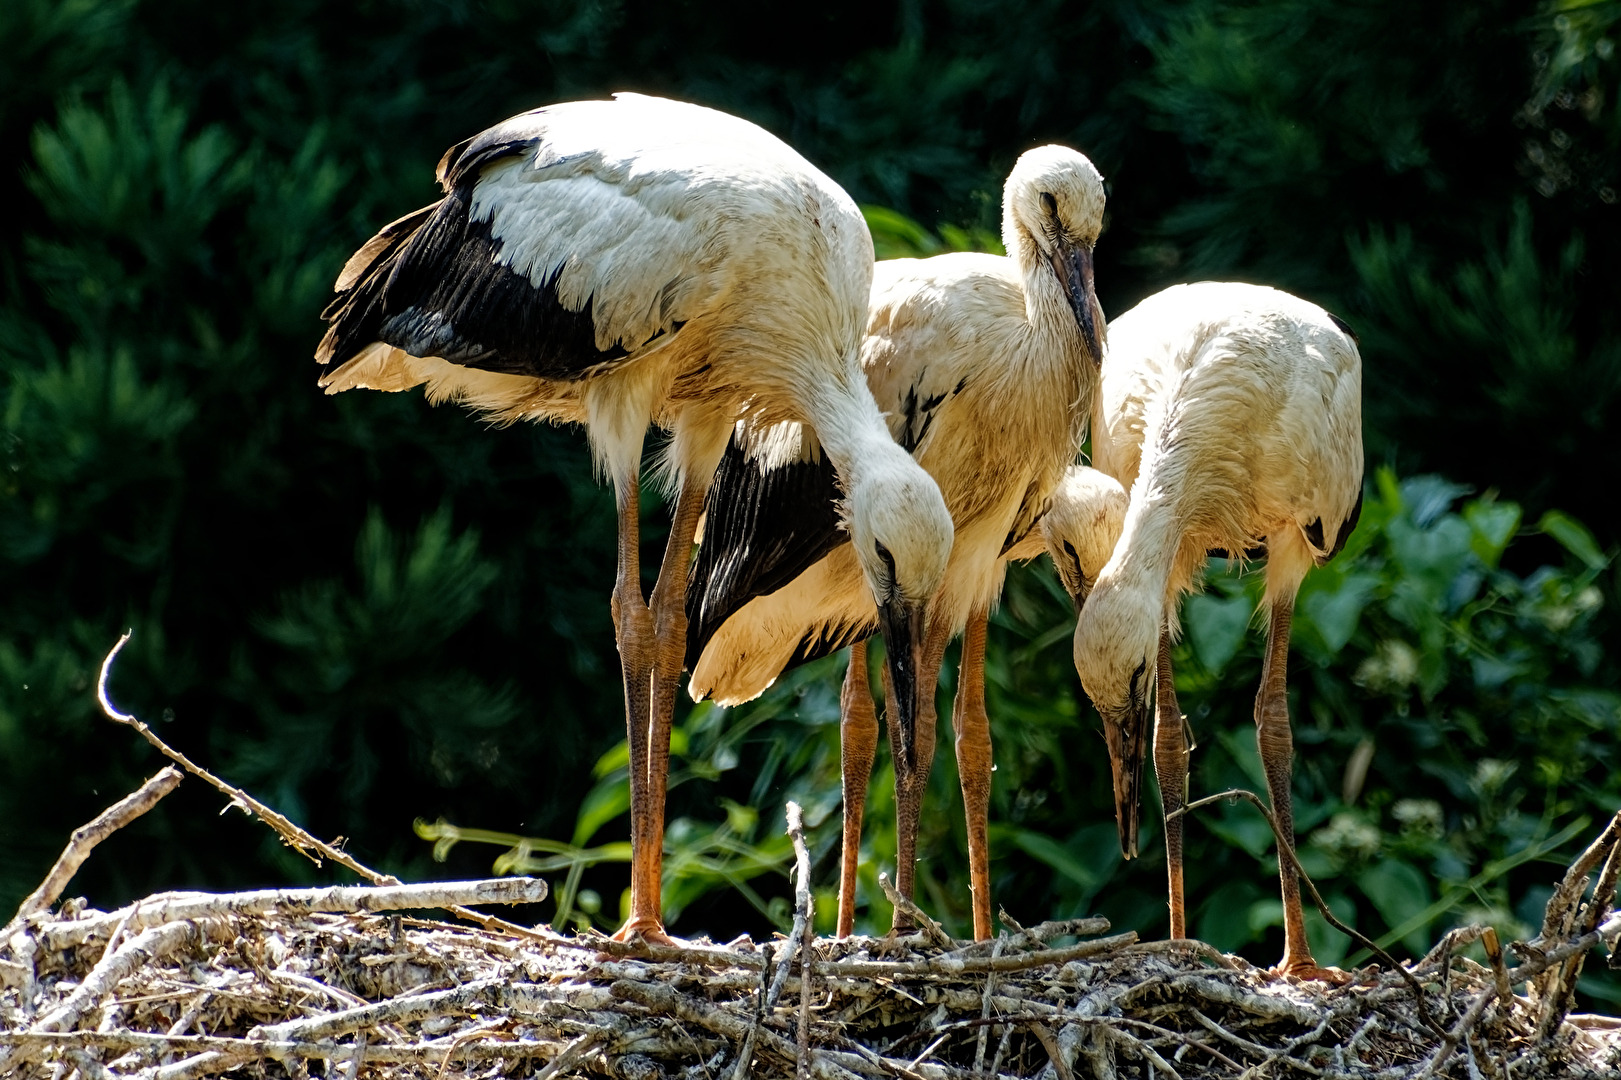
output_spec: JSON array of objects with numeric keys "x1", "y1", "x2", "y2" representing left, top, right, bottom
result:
[
  {"x1": 1272, "y1": 959, "x2": 1354, "y2": 985},
  {"x1": 610, "y1": 918, "x2": 685, "y2": 948}
]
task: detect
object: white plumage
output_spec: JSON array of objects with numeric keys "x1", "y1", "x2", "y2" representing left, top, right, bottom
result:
[
  {"x1": 1069, "y1": 281, "x2": 1363, "y2": 977},
  {"x1": 318, "y1": 93, "x2": 953, "y2": 943},
  {"x1": 686, "y1": 146, "x2": 1107, "y2": 937},
  {"x1": 1007, "y1": 465, "x2": 1130, "y2": 602}
]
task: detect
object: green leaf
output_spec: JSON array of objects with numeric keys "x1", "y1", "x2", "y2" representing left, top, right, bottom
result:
[
  {"x1": 1356, "y1": 858, "x2": 1434, "y2": 956},
  {"x1": 1195, "y1": 878, "x2": 1265, "y2": 953},
  {"x1": 862, "y1": 205, "x2": 941, "y2": 260},
  {"x1": 1537, "y1": 510, "x2": 1609, "y2": 570},
  {"x1": 1302, "y1": 893, "x2": 1357, "y2": 969},
  {"x1": 1463, "y1": 499, "x2": 1521, "y2": 569},
  {"x1": 1299, "y1": 571, "x2": 1379, "y2": 655},
  {"x1": 1184, "y1": 590, "x2": 1253, "y2": 675},
  {"x1": 572, "y1": 776, "x2": 630, "y2": 847},
  {"x1": 1010, "y1": 825, "x2": 1115, "y2": 894}
]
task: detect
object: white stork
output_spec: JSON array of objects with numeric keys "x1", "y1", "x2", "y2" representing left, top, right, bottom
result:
[
  {"x1": 684, "y1": 146, "x2": 1107, "y2": 939},
  {"x1": 1006, "y1": 465, "x2": 1129, "y2": 606},
  {"x1": 316, "y1": 93, "x2": 953, "y2": 944},
  {"x1": 1071, "y1": 281, "x2": 1363, "y2": 978}
]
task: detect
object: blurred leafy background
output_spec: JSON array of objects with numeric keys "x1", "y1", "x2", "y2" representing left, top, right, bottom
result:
[{"x1": 4, "y1": 0, "x2": 1621, "y2": 1008}]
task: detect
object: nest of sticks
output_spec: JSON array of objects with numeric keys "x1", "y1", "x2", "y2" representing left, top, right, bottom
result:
[{"x1": 4, "y1": 639, "x2": 1621, "y2": 1079}]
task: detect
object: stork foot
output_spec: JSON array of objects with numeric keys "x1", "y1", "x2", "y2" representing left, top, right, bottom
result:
[
  {"x1": 1272, "y1": 959, "x2": 1353, "y2": 985},
  {"x1": 611, "y1": 917, "x2": 684, "y2": 949}
]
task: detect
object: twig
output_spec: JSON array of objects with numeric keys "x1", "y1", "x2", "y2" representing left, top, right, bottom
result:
[
  {"x1": 247, "y1": 978, "x2": 571, "y2": 1044},
  {"x1": 1108, "y1": 1017, "x2": 1242, "y2": 1072},
  {"x1": 1, "y1": 1029, "x2": 576, "y2": 1066},
  {"x1": 1539, "y1": 810, "x2": 1621, "y2": 1037},
  {"x1": 879, "y1": 873, "x2": 954, "y2": 950},
  {"x1": 1416, "y1": 984, "x2": 1498, "y2": 1080},
  {"x1": 40, "y1": 878, "x2": 548, "y2": 951},
  {"x1": 1099, "y1": 1024, "x2": 1183, "y2": 1080},
  {"x1": 533, "y1": 1030, "x2": 603, "y2": 1080},
  {"x1": 7, "y1": 767, "x2": 182, "y2": 929},
  {"x1": 95, "y1": 632, "x2": 551, "y2": 943},
  {"x1": 1122, "y1": 938, "x2": 1239, "y2": 970},
  {"x1": 610, "y1": 979, "x2": 864, "y2": 1080},
  {"x1": 1028, "y1": 1023, "x2": 1074, "y2": 1080},
  {"x1": 973, "y1": 933, "x2": 1006, "y2": 1077},
  {"x1": 99, "y1": 633, "x2": 393, "y2": 882},
  {"x1": 788, "y1": 803, "x2": 815, "y2": 1080},
  {"x1": 1172, "y1": 787, "x2": 1443, "y2": 1037},
  {"x1": 1482, "y1": 927, "x2": 1512, "y2": 1006},
  {"x1": 955, "y1": 913, "x2": 1111, "y2": 958},
  {"x1": 1188, "y1": 1007, "x2": 1326, "y2": 1077},
  {"x1": 816, "y1": 932, "x2": 1137, "y2": 979},
  {"x1": 732, "y1": 942, "x2": 774, "y2": 1080},
  {"x1": 0, "y1": 920, "x2": 212, "y2": 1073}
]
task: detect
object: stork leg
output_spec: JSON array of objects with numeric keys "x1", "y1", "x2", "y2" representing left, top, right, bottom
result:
[
  {"x1": 1152, "y1": 626, "x2": 1189, "y2": 941},
  {"x1": 610, "y1": 468, "x2": 662, "y2": 942},
  {"x1": 889, "y1": 618, "x2": 952, "y2": 930},
  {"x1": 838, "y1": 639, "x2": 879, "y2": 937},
  {"x1": 618, "y1": 475, "x2": 709, "y2": 945},
  {"x1": 1255, "y1": 597, "x2": 1341, "y2": 981},
  {"x1": 953, "y1": 608, "x2": 995, "y2": 941}
]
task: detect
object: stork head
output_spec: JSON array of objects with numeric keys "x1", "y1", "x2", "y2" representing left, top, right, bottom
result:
[
  {"x1": 1071, "y1": 560, "x2": 1160, "y2": 860},
  {"x1": 847, "y1": 441, "x2": 954, "y2": 770},
  {"x1": 1039, "y1": 466, "x2": 1129, "y2": 616},
  {"x1": 1003, "y1": 146, "x2": 1107, "y2": 367}
]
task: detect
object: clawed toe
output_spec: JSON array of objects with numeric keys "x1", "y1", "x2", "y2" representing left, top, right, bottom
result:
[{"x1": 1273, "y1": 960, "x2": 1354, "y2": 985}]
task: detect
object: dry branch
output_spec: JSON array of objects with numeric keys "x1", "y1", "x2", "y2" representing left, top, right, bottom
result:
[
  {"x1": 35, "y1": 878, "x2": 547, "y2": 951},
  {"x1": 7, "y1": 766, "x2": 181, "y2": 929}
]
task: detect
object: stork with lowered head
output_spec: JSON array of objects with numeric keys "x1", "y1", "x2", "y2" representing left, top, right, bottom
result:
[
  {"x1": 686, "y1": 146, "x2": 1107, "y2": 938},
  {"x1": 1068, "y1": 281, "x2": 1363, "y2": 978},
  {"x1": 316, "y1": 93, "x2": 953, "y2": 944}
]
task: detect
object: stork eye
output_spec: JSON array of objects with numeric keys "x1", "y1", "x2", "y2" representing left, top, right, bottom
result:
[
  {"x1": 1127, "y1": 658, "x2": 1147, "y2": 708},
  {"x1": 1063, "y1": 540, "x2": 1084, "y2": 589},
  {"x1": 874, "y1": 539, "x2": 897, "y2": 581},
  {"x1": 1040, "y1": 191, "x2": 1058, "y2": 218}
]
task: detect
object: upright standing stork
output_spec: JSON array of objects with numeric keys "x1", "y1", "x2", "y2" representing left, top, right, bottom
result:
[
  {"x1": 316, "y1": 94, "x2": 953, "y2": 944},
  {"x1": 685, "y1": 146, "x2": 1107, "y2": 939},
  {"x1": 1070, "y1": 281, "x2": 1362, "y2": 978}
]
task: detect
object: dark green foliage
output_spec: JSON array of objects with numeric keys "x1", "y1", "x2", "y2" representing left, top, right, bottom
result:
[{"x1": 1, "y1": 0, "x2": 1619, "y2": 1012}]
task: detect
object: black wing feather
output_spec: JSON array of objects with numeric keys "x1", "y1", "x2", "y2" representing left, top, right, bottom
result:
[
  {"x1": 685, "y1": 431, "x2": 849, "y2": 668},
  {"x1": 317, "y1": 123, "x2": 633, "y2": 382},
  {"x1": 785, "y1": 618, "x2": 874, "y2": 670}
]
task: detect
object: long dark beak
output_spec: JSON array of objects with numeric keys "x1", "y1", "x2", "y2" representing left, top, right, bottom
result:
[
  {"x1": 1102, "y1": 701, "x2": 1149, "y2": 859},
  {"x1": 1051, "y1": 240, "x2": 1102, "y2": 366},
  {"x1": 877, "y1": 596, "x2": 928, "y2": 774}
]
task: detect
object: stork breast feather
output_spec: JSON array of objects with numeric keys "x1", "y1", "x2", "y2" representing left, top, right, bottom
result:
[{"x1": 473, "y1": 161, "x2": 713, "y2": 355}]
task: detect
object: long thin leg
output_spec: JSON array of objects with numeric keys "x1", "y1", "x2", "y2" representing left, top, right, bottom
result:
[
  {"x1": 838, "y1": 640, "x2": 879, "y2": 937},
  {"x1": 1256, "y1": 597, "x2": 1318, "y2": 975},
  {"x1": 1152, "y1": 626, "x2": 1189, "y2": 940},
  {"x1": 953, "y1": 609, "x2": 994, "y2": 941},
  {"x1": 890, "y1": 617, "x2": 952, "y2": 930},
  {"x1": 611, "y1": 469, "x2": 660, "y2": 940},
  {"x1": 618, "y1": 476, "x2": 708, "y2": 943}
]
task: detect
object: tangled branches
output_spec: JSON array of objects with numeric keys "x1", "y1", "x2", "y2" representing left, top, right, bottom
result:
[
  {"x1": 2, "y1": 635, "x2": 1620, "y2": 1078},
  {"x1": 3, "y1": 872, "x2": 1620, "y2": 1079}
]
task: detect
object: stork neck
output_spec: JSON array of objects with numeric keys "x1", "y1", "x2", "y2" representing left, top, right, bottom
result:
[
  {"x1": 1002, "y1": 218, "x2": 1081, "y2": 353},
  {"x1": 1100, "y1": 478, "x2": 1183, "y2": 621},
  {"x1": 799, "y1": 367, "x2": 897, "y2": 491}
]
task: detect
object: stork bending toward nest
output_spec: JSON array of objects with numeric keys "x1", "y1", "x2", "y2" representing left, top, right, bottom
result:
[
  {"x1": 1008, "y1": 465, "x2": 1129, "y2": 608},
  {"x1": 316, "y1": 94, "x2": 952, "y2": 944},
  {"x1": 1071, "y1": 282, "x2": 1363, "y2": 978},
  {"x1": 686, "y1": 146, "x2": 1107, "y2": 939}
]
